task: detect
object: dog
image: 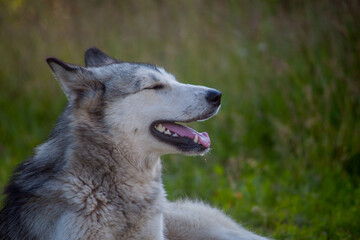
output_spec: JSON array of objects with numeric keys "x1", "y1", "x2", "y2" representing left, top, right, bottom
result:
[{"x1": 0, "y1": 48, "x2": 269, "y2": 240}]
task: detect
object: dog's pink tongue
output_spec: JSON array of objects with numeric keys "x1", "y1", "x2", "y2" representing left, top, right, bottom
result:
[{"x1": 162, "y1": 123, "x2": 211, "y2": 148}]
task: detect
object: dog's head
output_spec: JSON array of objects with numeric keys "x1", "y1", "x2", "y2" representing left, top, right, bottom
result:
[{"x1": 47, "y1": 48, "x2": 221, "y2": 157}]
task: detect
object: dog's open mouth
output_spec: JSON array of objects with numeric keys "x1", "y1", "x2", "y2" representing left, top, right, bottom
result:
[{"x1": 150, "y1": 120, "x2": 210, "y2": 152}]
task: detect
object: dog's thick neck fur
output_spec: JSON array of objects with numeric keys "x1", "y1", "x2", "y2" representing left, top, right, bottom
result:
[
  {"x1": 1, "y1": 102, "x2": 165, "y2": 239},
  {"x1": 59, "y1": 104, "x2": 164, "y2": 235}
]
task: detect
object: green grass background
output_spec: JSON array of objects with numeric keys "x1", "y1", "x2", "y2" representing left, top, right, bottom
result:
[{"x1": 0, "y1": 0, "x2": 359, "y2": 239}]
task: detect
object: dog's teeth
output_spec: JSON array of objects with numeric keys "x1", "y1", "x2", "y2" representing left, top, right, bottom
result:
[
  {"x1": 173, "y1": 133, "x2": 178, "y2": 137},
  {"x1": 193, "y1": 135, "x2": 198, "y2": 143},
  {"x1": 160, "y1": 125, "x2": 166, "y2": 132},
  {"x1": 155, "y1": 124, "x2": 165, "y2": 133},
  {"x1": 165, "y1": 129, "x2": 171, "y2": 135},
  {"x1": 155, "y1": 125, "x2": 160, "y2": 131}
]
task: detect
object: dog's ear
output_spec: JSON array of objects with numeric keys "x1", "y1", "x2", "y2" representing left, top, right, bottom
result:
[
  {"x1": 46, "y1": 57, "x2": 104, "y2": 103},
  {"x1": 84, "y1": 47, "x2": 118, "y2": 67}
]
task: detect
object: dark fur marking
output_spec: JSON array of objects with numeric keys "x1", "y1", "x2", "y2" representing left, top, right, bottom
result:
[
  {"x1": 134, "y1": 80, "x2": 141, "y2": 91},
  {"x1": 84, "y1": 47, "x2": 120, "y2": 67},
  {"x1": 46, "y1": 57, "x2": 77, "y2": 72},
  {"x1": 0, "y1": 163, "x2": 51, "y2": 240}
]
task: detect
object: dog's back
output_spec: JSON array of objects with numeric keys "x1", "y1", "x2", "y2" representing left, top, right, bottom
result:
[{"x1": 1, "y1": 109, "x2": 74, "y2": 239}]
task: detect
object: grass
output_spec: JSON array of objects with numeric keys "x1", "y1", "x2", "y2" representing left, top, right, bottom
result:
[{"x1": 0, "y1": 0, "x2": 359, "y2": 239}]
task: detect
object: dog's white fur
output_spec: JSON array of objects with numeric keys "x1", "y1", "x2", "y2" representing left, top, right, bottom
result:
[{"x1": 165, "y1": 200, "x2": 269, "y2": 240}]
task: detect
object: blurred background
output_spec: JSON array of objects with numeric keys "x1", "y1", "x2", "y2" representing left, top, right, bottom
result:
[{"x1": 0, "y1": 0, "x2": 359, "y2": 239}]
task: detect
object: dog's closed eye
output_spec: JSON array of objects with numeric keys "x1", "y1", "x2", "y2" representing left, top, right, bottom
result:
[{"x1": 144, "y1": 84, "x2": 164, "y2": 90}]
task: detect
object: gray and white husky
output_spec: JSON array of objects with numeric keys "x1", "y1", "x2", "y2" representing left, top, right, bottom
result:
[{"x1": 0, "y1": 48, "x2": 268, "y2": 240}]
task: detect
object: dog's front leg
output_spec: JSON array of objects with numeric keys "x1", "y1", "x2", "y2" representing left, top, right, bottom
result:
[{"x1": 164, "y1": 200, "x2": 269, "y2": 240}]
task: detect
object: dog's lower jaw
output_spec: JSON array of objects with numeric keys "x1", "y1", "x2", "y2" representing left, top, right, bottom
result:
[{"x1": 185, "y1": 147, "x2": 210, "y2": 156}]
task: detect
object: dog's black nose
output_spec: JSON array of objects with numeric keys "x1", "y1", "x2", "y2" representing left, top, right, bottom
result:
[{"x1": 206, "y1": 90, "x2": 222, "y2": 106}]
